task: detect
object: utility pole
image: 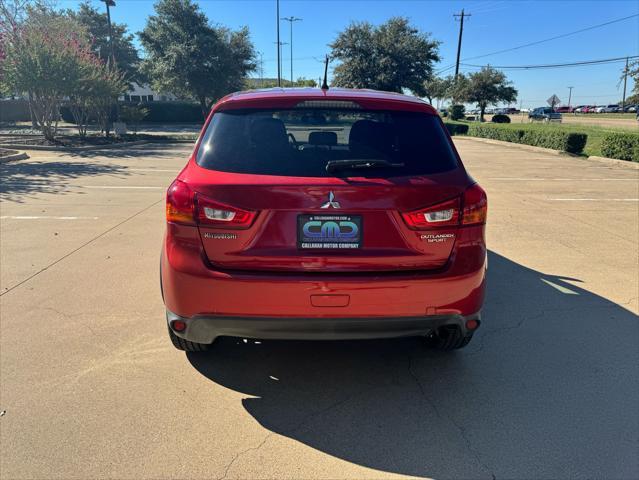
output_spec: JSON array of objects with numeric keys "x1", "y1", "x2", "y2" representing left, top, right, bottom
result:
[
  {"x1": 276, "y1": 0, "x2": 281, "y2": 86},
  {"x1": 274, "y1": 42, "x2": 288, "y2": 83},
  {"x1": 102, "y1": 0, "x2": 116, "y2": 66},
  {"x1": 567, "y1": 86, "x2": 573, "y2": 107},
  {"x1": 102, "y1": 0, "x2": 119, "y2": 122},
  {"x1": 453, "y1": 9, "x2": 470, "y2": 78},
  {"x1": 258, "y1": 52, "x2": 264, "y2": 86},
  {"x1": 621, "y1": 57, "x2": 629, "y2": 110},
  {"x1": 281, "y1": 16, "x2": 302, "y2": 84}
]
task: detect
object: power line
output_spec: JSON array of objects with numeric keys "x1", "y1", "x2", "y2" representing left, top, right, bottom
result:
[
  {"x1": 461, "y1": 55, "x2": 638, "y2": 70},
  {"x1": 435, "y1": 13, "x2": 639, "y2": 74},
  {"x1": 462, "y1": 13, "x2": 639, "y2": 62}
]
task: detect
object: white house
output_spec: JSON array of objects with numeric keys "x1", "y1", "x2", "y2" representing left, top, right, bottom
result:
[{"x1": 120, "y1": 83, "x2": 178, "y2": 102}]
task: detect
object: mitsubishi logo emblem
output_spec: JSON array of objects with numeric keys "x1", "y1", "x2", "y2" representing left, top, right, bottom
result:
[{"x1": 321, "y1": 191, "x2": 341, "y2": 209}]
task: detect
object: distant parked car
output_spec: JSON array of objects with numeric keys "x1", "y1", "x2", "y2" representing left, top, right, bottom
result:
[
  {"x1": 594, "y1": 105, "x2": 619, "y2": 113},
  {"x1": 555, "y1": 106, "x2": 573, "y2": 113},
  {"x1": 624, "y1": 104, "x2": 637, "y2": 113},
  {"x1": 520, "y1": 108, "x2": 530, "y2": 113},
  {"x1": 602, "y1": 104, "x2": 620, "y2": 113},
  {"x1": 529, "y1": 107, "x2": 562, "y2": 122},
  {"x1": 505, "y1": 107, "x2": 519, "y2": 114},
  {"x1": 573, "y1": 105, "x2": 586, "y2": 113}
]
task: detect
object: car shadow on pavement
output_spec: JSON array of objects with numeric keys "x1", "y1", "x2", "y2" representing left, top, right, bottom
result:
[
  {"x1": 0, "y1": 160, "x2": 129, "y2": 203},
  {"x1": 187, "y1": 251, "x2": 639, "y2": 479}
]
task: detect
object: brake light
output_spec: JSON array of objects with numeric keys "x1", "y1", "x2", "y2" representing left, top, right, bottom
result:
[
  {"x1": 166, "y1": 180, "x2": 256, "y2": 228},
  {"x1": 401, "y1": 198, "x2": 460, "y2": 229},
  {"x1": 462, "y1": 183, "x2": 487, "y2": 225},
  {"x1": 196, "y1": 194, "x2": 256, "y2": 229},
  {"x1": 166, "y1": 180, "x2": 195, "y2": 225}
]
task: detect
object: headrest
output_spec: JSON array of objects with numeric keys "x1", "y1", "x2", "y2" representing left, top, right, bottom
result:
[
  {"x1": 308, "y1": 131, "x2": 337, "y2": 146},
  {"x1": 349, "y1": 120, "x2": 394, "y2": 157},
  {"x1": 250, "y1": 118, "x2": 288, "y2": 147}
]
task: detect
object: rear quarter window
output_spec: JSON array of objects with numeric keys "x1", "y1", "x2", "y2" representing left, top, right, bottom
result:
[{"x1": 196, "y1": 108, "x2": 459, "y2": 177}]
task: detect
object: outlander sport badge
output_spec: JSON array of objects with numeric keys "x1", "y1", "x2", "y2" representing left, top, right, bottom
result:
[{"x1": 321, "y1": 191, "x2": 341, "y2": 209}]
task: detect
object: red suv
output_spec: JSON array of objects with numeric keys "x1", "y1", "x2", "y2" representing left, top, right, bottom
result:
[{"x1": 161, "y1": 88, "x2": 487, "y2": 352}]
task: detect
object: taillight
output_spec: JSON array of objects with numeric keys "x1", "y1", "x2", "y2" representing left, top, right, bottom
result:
[
  {"x1": 166, "y1": 180, "x2": 195, "y2": 225},
  {"x1": 462, "y1": 183, "x2": 487, "y2": 225},
  {"x1": 196, "y1": 193, "x2": 256, "y2": 229},
  {"x1": 166, "y1": 180, "x2": 256, "y2": 229},
  {"x1": 401, "y1": 198, "x2": 460, "y2": 229}
]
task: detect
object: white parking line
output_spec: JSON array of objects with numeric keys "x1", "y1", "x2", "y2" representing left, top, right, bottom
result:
[
  {"x1": 0, "y1": 216, "x2": 99, "y2": 220},
  {"x1": 541, "y1": 278, "x2": 579, "y2": 295},
  {"x1": 548, "y1": 198, "x2": 639, "y2": 202}
]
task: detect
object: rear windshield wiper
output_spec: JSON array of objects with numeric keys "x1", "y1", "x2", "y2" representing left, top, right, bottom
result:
[{"x1": 326, "y1": 159, "x2": 405, "y2": 173}]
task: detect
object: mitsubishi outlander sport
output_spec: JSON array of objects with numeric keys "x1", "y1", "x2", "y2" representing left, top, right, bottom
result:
[{"x1": 161, "y1": 88, "x2": 487, "y2": 352}]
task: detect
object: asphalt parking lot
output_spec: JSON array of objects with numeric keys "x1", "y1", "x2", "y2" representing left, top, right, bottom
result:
[{"x1": 1, "y1": 139, "x2": 638, "y2": 479}]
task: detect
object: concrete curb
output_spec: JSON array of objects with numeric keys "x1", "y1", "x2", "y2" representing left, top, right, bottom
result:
[
  {"x1": 0, "y1": 139, "x2": 150, "y2": 152},
  {"x1": 0, "y1": 152, "x2": 29, "y2": 163},
  {"x1": 453, "y1": 136, "x2": 572, "y2": 157},
  {"x1": 586, "y1": 156, "x2": 639, "y2": 170},
  {"x1": 455, "y1": 136, "x2": 639, "y2": 169}
]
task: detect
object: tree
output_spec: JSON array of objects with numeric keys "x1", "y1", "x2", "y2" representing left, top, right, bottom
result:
[
  {"x1": 449, "y1": 75, "x2": 470, "y2": 105},
  {"x1": 621, "y1": 59, "x2": 639, "y2": 101},
  {"x1": 245, "y1": 76, "x2": 317, "y2": 89},
  {"x1": 66, "y1": 2, "x2": 142, "y2": 85},
  {"x1": 89, "y1": 64, "x2": 127, "y2": 137},
  {"x1": 461, "y1": 67, "x2": 518, "y2": 121},
  {"x1": 139, "y1": 0, "x2": 256, "y2": 117},
  {"x1": 120, "y1": 104, "x2": 149, "y2": 133},
  {"x1": 330, "y1": 17, "x2": 440, "y2": 95},
  {"x1": 423, "y1": 75, "x2": 454, "y2": 106},
  {"x1": 292, "y1": 77, "x2": 318, "y2": 87},
  {"x1": 1, "y1": 6, "x2": 91, "y2": 140}
]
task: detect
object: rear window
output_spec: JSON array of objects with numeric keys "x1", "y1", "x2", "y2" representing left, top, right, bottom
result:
[{"x1": 195, "y1": 109, "x2": 459, "y2": 177}]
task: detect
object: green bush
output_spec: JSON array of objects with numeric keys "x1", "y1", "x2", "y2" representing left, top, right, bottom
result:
[
  {"x1": 491, "y1": 114, "x2": 510, "y2": 123},
  {"x1": 60, "y1": 103, "x2": 117, "y2": 123},
  {"x1": 450, "y1": 105, "x2": 465, "y2": 121},
  {"x1": 521, "y1": 130, "x2": 587, "y2": 154},
  {"x1": 120, "y1": 105, "x2": 150, "y2": 133},
  {"x1": 0, "y1": 99, "x2": 31, "y2": 122},
  {"x1": 59, "y1": 105, "x2": 75, "y2": 123},
  {"x1": 600, "y1": 132, "x2": 639, "y2": 161},
  {"x1": 444, "y1": 122, "x2": 469, "y2": 136},
  {"x1": 61, "y1": 101, "x2": 203, "y2": 124},
  {"x1": 467, "y1": 124, "x2": 523, "y2": 143},
  {"x1": 135, "y1": 101, "x2": 203, "y2": 123},
  {"x1": 466, "y1": 124, "x2": 587, "y2": 154}
]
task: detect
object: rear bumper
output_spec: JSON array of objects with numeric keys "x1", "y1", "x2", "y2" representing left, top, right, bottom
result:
[
  {"x1": 167, "y1": 309, "x2": 480, "y2": 343},
  {"x1": 161, "y1": 223, "x2": 487, "y2": 337}
]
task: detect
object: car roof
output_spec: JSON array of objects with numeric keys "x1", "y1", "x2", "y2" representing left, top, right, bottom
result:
[{"x1": 212, "y1": 87, "x2": 438, "y2": 114}]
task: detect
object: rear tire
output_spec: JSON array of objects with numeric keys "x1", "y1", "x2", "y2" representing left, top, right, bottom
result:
[
  {"x1": 423, "y1": 325, "x2": 473, "y2": 351},
  {"x1": 168, "y1": 326, "x2": 212, "y2": 352}
]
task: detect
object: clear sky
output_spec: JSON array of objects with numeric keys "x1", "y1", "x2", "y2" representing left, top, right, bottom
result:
[{"x1": 59, "y1": 0, "x2": 639, "y2": 108}]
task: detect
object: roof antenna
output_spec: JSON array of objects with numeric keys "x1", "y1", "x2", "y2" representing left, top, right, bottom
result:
[{"x1": 321, "y1": 55, "x2": 329, "y2": 90}]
